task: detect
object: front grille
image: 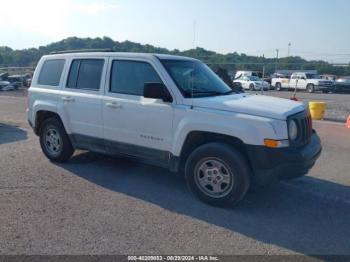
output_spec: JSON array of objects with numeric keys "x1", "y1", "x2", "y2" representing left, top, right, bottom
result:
[
  {"x1": 288, "y1": 110, "x2": 313, "y2": 147},
  {"x1": 319, "y1": 81, "x2": 333, "y2": 86}
]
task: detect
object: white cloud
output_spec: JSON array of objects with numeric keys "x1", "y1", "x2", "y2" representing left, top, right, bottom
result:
[{"x1": 0, "y1": 0, "x2": 119, "y2": 39}]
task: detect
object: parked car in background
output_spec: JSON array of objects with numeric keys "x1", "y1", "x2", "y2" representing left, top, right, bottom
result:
[
  {"x1": 7, "y1": 74, "x2": 31, "y2": 88},
  {"x1": 334, "y1": 77, "x2": 350, "y2": 93},
  {"x1": 234, "y1": 75, "x2": 270, "y2": 91},
  {"x1": 271, "y1": 72, "x2": 334, "y2": 93},
  {"x1": 0, "y1": 72, "x2": 32, "y2": 90}
]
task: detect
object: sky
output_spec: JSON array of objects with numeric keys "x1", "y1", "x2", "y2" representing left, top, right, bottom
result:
[{"x1": 0, "y1": 0, "x2": 349, "y2": 63}]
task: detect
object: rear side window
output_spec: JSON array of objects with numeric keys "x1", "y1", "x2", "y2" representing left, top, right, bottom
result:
[
  {"x1": 110, "y1": 60, "x2": 161, "y2": 96},
  {"x1": 66, "y1": 59, "x2": 104, "y2": 90},
  {"x1": 37, "y1": 59, "x2": 65, "y2": 86}
]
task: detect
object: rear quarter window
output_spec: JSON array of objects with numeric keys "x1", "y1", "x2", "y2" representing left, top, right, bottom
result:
[{"x1": 37, "y1": 59, "x2": 65, "y2": 86}]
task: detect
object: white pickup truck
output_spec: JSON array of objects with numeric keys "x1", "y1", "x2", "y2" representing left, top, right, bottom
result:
[{"x1": 272, "y1": 72, "x2": 334, "y2": 93}]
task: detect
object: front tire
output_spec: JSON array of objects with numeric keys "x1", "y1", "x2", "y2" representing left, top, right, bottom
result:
[
  {"x1": 185, "y1": 143, "x2": 251, "y2": 207},
  {"x1": 307, "y1": 84, "x2": 315, "y2": 93},
  {"x1": 39, "y1": 117, "x2": 74, "y2": 162},
  {"x1": 249, "y1": 84, "x2": 255, "y2": 91}
]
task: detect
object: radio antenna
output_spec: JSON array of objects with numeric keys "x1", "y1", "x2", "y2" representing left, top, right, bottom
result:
[{"x1": 190, "y1": 66, "x2": 194, "y2": 109}]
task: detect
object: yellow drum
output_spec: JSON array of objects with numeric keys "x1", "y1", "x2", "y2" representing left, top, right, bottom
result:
[{"x1": 309, "y1": 101, "x2": 327, "y2": 120}]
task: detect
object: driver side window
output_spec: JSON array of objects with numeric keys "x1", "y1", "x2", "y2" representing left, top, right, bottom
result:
[{"x1": 110, "y1": 60, "x2": 162, "y2": 96}]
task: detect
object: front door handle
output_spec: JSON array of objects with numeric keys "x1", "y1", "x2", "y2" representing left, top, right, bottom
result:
[
  {"x1": 106, "y1": 102, "x2": 123, "y2": 109},
  {"x1": 62, "y1": 96, "x2": 75, "y2": 102}
]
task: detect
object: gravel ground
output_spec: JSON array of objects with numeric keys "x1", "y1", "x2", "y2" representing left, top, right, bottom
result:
[
  {"x1": 247, "y1": 90, "x2": 350, "y2": 122},
  {"x1": 0, "y1": 92, "x2": 350, "y2": 256}
]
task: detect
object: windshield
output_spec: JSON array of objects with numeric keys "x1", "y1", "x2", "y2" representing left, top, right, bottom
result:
[
  {"x1": 161, "y1": 60, "x2": 233, "y2": 98},
  {"x1": 306, "y1": 74, "x2": 321, "y2": 79}
]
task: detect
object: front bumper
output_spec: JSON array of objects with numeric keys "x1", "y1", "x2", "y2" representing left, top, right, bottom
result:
[
  {"x1": 315, "y1": 85, "x2": 334, "y2": 91},
  {"x1": 255, "y1": 85, "x2": 270, "y2": 91},
  {"x1": 246, "y1": 131, "x2": 322, "y2": 185}
]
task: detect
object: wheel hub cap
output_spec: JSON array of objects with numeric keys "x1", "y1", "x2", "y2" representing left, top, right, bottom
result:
[
  {"x1": 44, "y1": 128, "x2": 62, "y2": 155},
  {"x1": 195, "y1": 158, "x2": 233, "y2": 198}
]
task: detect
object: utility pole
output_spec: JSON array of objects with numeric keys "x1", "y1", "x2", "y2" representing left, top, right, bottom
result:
[
  {"x1": 288, "y1": 42, "x2": 291, "y2": 57},
  {"x1": 275, "y1": 49, "x2": 279, "y2": 73}
]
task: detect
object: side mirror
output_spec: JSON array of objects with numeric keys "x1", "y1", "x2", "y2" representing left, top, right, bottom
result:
[{"x1": 143, "y1": 82, "x2": 172, "y2": 102}]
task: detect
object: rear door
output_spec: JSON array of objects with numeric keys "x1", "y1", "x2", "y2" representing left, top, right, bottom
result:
[{"x1": 58, "y1": 57, "x2": 107, "y2": 152}]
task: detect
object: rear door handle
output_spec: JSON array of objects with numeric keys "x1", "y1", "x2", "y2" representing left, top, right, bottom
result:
[
  {"x1": 106, "y1": 102, "x2": 123, "y2": 109},
  {"x1": 62, "y1": 96, "x2": 75, "y2": 102}
]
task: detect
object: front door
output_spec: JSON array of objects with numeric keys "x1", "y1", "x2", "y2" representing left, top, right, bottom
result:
[
  {"x1": 297, "y1": 74, "x2": 307, "y2": 89},
  {"x1": 102, "y1": 59, "x2": 174, "y2": 163}
]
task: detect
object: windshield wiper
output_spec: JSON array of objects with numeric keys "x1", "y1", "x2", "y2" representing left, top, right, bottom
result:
[
  {"x1": 190, "y1": 90, "x2": 239, "y2": 97},
  {"x1": 191, "y1": 90, "x2": 224, "y2": 96},
  {"x1": 222, "y1": 90, "x2": 238, "y2": 95}
]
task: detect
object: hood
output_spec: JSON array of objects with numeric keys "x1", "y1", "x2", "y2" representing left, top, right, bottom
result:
[{"x1": 193, "y1": 93, "x2": 305, "y2": 120}]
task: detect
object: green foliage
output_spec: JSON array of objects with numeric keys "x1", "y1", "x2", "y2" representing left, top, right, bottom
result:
[{"x1": 0, "y1": 36, "x2": 349, "y2": 76}]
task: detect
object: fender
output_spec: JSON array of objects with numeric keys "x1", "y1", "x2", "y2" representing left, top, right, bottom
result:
[
  {"x1": 171, "y1": 108, "x2": 282, "y2": 156},
  {"x1": 32, "y1": 99, "x2": 72, "y2": 135}
]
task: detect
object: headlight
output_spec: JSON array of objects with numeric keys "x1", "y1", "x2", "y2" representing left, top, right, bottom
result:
[{"x1": 288, "y1": 120, "x2": 298, "y2": 141}]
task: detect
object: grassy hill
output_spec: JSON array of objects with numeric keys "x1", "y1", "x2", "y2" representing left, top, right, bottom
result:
[{"x1": 0, "y1": 36, "x2": 349, "y2": 75}]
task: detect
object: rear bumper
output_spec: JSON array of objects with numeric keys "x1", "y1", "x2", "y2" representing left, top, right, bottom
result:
[
  {"x1": 246, "y1": 131, "x2": 322, "y2": 185},
  {"x1": 26, "y1": 109, "x2": 34, "y2": 129}
]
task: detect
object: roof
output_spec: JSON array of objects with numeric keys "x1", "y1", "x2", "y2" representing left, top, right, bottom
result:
[{"x1": 44, "y1": 52, "x2": 197, "y2": 62}]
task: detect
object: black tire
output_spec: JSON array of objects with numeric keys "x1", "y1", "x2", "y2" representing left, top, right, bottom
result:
[
  {"x1": 275, "y1": 82, "x2": 282, "y2": 91},
  {"x1": 307, "y1": 84, "x2": 314, "y2": 93},
  {"x1": 39, "y1": 117, "x2": 74, "y2": 162},
  {"x1": 185, "y1": 142, "x2": 251, "y2": 207},
  {"x1": 249, "y1": 84, "x2": 255, "y2": 91}
]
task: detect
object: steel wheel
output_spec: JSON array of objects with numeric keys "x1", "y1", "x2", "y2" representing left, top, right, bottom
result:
[
  {"x1": 43, "y1": 126, "x2": 62, "y2": 156},
  {"x1": 194, "y1": 158, "x2": 234, "y2": 198}
]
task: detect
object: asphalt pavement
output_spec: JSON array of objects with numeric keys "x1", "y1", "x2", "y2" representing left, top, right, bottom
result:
[{"x1": 0, "y1": 92, "x2": 350, "y2": 256}]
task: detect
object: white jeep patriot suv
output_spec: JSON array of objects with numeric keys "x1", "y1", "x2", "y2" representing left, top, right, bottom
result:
[{"x1": 27, "y1": 51, "x2": 322, "y2": 206}]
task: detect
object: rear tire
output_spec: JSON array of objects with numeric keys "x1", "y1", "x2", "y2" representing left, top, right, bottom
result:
[
  {"x1": 185, "y1": 143, "x2": 251, "y2": 207},
  {"x1": 39, "y1": 117, "x2": 74, "y2": 162},
  {"x1": 275, "y1": 82, "x2": 282, "y2": 91}
]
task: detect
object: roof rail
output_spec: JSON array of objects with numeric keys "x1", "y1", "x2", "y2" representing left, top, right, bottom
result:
[{"x1": 50, "y1": 48, "x2": 114, "y2": 55}]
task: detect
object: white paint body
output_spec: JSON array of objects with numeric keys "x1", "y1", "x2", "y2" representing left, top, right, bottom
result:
[{"x1": 27, "y1": 52, "x2": 306, "y2": 157}]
